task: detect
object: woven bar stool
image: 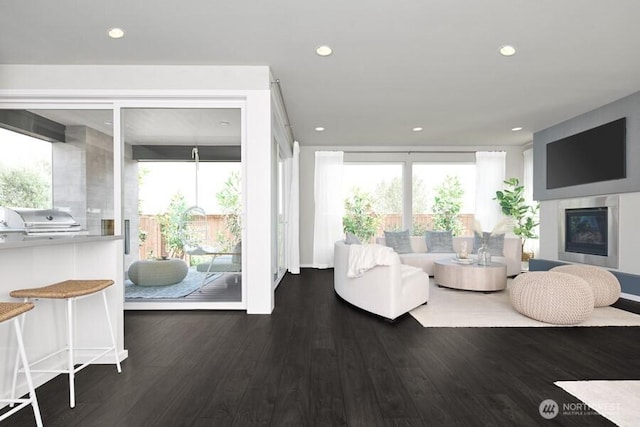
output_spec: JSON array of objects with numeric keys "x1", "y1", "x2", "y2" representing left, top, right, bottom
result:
[
  {"x1": 0, "y1": 302, "x2": 43, "y2": 426},
  {"x1": 10, "y1": 279, "x2": 122, "y2": 408}
]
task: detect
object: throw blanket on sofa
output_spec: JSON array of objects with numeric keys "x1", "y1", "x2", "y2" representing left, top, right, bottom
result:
[{"x1": 347, "y1": 244, "x2": 396, "y2": 278}]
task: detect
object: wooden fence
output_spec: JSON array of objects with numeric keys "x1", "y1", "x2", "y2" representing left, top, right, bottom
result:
[
  {"x1": 138, "y1": 213, "x2": 476, "y2": 259},
  {"x1": 138, "y1": 214, "x2": 232, "y2": 260}
]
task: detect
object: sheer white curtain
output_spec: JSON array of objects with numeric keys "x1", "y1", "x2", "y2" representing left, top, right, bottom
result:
[
  {"x1": 285, "y1": 141, "x2": 300, "y2": 274},
  {"x1": 474, "y1": 151, "x2": 506, "y2": 232},
  {"x1": 313, "y1": 151, "x2": 344, "y2": 268},
  {"x1": 522, "y1": 148, "x2": 539, "y2": 255}
]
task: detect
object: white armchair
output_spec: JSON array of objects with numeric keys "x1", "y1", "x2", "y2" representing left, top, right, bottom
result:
[{"x1": 333, "y1": 241, "x2": 429, "y2": 321}]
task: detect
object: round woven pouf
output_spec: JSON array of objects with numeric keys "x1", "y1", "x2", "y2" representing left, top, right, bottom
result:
[
  {"x1": 128, "y1": 258, "x2": 188, "y2": 286},
  {"x1": 550, "y1": 264, "x2": 621, "y2": 307},
  {"x1": 510, "y1": 271, "x2": 594, "y2": 325}
]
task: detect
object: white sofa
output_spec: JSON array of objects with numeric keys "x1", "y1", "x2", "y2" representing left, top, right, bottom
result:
[
  {"x1": 376, "y1": 235, "x2": 522, "y2": 277},
  {"x1": 334, "y1": 240, "x2": 429, "y2": 321}
]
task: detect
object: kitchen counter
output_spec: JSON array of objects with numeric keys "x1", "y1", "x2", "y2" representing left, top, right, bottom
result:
[
  {"x1": 0, "y1": 233, "x2": 121, "y2": 249},
  {"x1": 0, "y1": 234, "x2": 127, "y2": 402}
]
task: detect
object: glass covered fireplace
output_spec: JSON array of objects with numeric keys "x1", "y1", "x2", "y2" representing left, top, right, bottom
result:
[{"x1": 558, "y1": 196, "x2": 619, "y2": 268}]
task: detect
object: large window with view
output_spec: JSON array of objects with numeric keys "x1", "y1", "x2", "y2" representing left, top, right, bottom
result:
[
  {"x1": 342, "y1": 163, "x2": 403, "y2": 243},
  {"x1": 412, "y1": 163, "x2": 476, "y2": 236},
  {"x1": 342, "y1": 161, "x2": 476, "y2": 243}
]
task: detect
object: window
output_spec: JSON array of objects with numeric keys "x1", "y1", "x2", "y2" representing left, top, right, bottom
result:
[
  {"x1": 412, "y1": 163, "x2": 476, "y2": 236},
  {"x1": 342, "y1": 160, "x2": 476, "y2": 240},
  {"x1": 0, "y1": 127, "x2": 52, "y2": 209},
  {"x1": 342, "y1": 163, "x2": 403, "y2": 241}
]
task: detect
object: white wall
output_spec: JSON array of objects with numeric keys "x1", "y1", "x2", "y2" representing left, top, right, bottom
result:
[{"x1": 299, "y1": 145, "x2": 527, "y2": 267}]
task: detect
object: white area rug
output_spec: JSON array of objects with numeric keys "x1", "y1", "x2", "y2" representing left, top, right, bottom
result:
[
  {"x1": 555, "y1": 380, "x2": 640, "y2": 426},
  {"x1": 410, "y1": 279, "x2": 640, "y2": 327}
]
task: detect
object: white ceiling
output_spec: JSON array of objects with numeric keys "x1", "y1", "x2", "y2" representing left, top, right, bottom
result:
[{"x1": 4, "y1": 0, "x2": 640, "y2": 147}]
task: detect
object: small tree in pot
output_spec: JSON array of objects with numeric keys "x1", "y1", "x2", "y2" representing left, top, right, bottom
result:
[{"x1": 494, "y1": 178, "x2": 539, "y2": 260}]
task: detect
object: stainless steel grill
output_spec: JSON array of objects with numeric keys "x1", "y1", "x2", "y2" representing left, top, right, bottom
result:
[{"x1": 0, "y1": 207, "x2": 85, "y2": 235}]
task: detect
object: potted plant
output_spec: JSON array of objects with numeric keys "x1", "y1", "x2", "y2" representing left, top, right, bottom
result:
[{"x1": 494, "y1": 178, "x2": 540, "y2": 261}]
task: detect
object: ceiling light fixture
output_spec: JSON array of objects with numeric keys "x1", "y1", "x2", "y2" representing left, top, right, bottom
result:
[
  {"x1": 108, "y1": 27, "x2": 125, "y2": 39},
  {"x1": 511, "y1": 126, "x2": 523, "y2": 132},
  {"x1": 316, "y1": 45, "x2": 333, "y2": 57},
  {"x1": 412, "y1": 127, "x2": 423, "y2": 132},
  {"x1": 315, "y1": 127, "x2": 325, "y2": 132},
  {"x1": 499, "y1": 45, "x2": 516, "y2": 56},
  {"x1": 219, "y1": 121, "x2": 230, "y2": 126}
]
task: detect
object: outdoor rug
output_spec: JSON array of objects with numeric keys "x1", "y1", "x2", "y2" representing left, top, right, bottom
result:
[
  {"x1": 410, "y1": 279, "x2": 640, "y2": 327},
  {"x1": 555, "y1": 380, "x2": 640, "y2": 426},
  {"x1": 125, "y1": 268, "x2": 222, "y2": 299}
]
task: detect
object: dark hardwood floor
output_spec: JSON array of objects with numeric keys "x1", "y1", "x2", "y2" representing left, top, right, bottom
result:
[{"x1": 5, "y1": 268, "x2": 640, "y2": 426}]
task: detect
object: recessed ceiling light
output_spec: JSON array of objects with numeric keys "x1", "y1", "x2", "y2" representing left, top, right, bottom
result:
[
  {"x1": 412, "y1": 127, "x2": 423, "y2": 132},
  {"x1": 315, "y1": 127, "x2": 325, "y2": 132},
  {"x1": 511, "y1": 126, "x2": 523, "y2": 132},
  {"x1": 108, "y1": 28, "x2": 125, "y2": 39},
  {"x1": 219, "y1": 121, "x2": 230, "y2": 126},
  {"x1": 499, "y1": 45, "x2": 516, "y2": 56},
  {"x1": 316, "y1": 45, "x2": 333, "y2": 57}
]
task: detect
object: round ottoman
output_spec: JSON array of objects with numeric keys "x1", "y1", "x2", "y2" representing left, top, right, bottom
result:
[
  {"x1": 128, "y1": 258, "x2": 188, "y2": 286},
  {"x1": 510, "y1": 271, "x2": 594, "y2": 325},
  {"x1": 550, "y1": 265, "x2": 621, "y2": 307}
]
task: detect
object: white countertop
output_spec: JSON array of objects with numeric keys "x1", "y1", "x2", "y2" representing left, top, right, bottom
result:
[{"x1": 0, "y1": 234, "x2": 122, "y2": 249}]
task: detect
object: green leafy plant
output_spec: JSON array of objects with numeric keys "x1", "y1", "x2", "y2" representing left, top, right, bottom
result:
[
  {"x1": 373, "y1": 176, "x2": 428, "y2": 214},
  {"x1": 432, "y1": 175, "x2": 464, "y2": 236},
  {"x1": 215, "y1": 170, "x2": 242, "y2": 251},
  {"x1": 157, "y1": 192, "x2": 188, "y2": 258},
  {"x1": 0, "y1": 167, "x2": 51, "y2": 208},
  {"x1": 494, "y1": 177, "x2": 540, "y2": 253},
  {"x1": 343, "y1": 188, "x2": 381, "y2": 243}
]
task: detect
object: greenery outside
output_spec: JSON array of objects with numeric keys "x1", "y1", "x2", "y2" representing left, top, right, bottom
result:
[
  {"x1": 431, "y1": 175, "x2": 464, "y2": 236},
  {"x1": 343, "y1": 188, "x2": 381, "y2": 243},
  {"x1": 215, "y1": 170, "x2": 242, "y2": 251},
  {"x1": 0, "y1": 166, "x2": 51, "y2": 208},
  {"x1": 156, "y1": 192, "x2": 189, "y2": 258}
]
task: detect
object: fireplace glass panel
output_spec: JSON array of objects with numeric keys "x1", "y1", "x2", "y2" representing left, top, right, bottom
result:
[{"x1": 565, "y1": 207, "x2": 608, "y2": 256}]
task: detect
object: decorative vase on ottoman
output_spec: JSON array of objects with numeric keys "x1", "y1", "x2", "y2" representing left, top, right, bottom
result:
[{"x1": 477, "y1": 243, "x2": 492, "y2": 266}]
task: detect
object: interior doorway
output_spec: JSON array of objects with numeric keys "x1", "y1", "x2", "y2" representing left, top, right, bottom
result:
[{"x1": 121, "y1": 107, "x2": 245, "y2": 309}]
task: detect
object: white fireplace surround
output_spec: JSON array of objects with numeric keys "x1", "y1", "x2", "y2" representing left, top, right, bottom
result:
[{"x1": 558, "y1": 195, "x2": 619, "y2": 268}]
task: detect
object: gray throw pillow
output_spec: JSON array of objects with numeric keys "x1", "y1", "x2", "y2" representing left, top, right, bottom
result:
[
  {"x1": 473, "y1": 232, "x2": 505, "y2": 256},
  {"x1": 345, "y1": 232, "x2": 362, "y2": 245},
  {"x1": 425, "y1": 230, "x2": 454, "y2": 253},
  {"x1": 384, "y1": 230, "x2": 413, "y2": 254}
]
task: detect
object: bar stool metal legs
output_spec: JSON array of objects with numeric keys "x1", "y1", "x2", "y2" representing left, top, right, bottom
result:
[
  {"x1": 10, "y1": 279, "x2": 122, "y2": 409},
  {"x1": 0, "y1": 302, "x2": 43, "y2": 427}
]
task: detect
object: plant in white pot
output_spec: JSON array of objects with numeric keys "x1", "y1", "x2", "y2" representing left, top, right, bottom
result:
[{"x1": 494, "y1": 178, "x2": 540, "y2": 261}]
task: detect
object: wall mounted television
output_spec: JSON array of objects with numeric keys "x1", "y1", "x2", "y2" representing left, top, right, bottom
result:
[{"x1": 546, "y1": 117, "x2": 626, "y2": 189}]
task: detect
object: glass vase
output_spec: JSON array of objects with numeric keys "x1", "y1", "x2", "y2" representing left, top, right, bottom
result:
[{"x1": 477, "y1": 243, "x2": 492, "y2": 265}]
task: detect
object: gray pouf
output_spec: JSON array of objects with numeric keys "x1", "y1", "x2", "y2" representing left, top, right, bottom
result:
[
  {"x1": 128, "y1": 258, "x2": 188, "y2": 286},
  {"x1": 510, "y1": 271, "x2": 594, "y2": 325},
  {"x1": 551, "y1": 264, "x2": 621, "y2": 307}
]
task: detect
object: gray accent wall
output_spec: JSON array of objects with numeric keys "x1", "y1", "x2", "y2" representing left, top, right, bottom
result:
[
  {"x1": 533, "y1": 91, "x2": 640, "y2": 201},
  {"x1": 534, "y1": 91, "x2": 640, "y2": 298}
]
